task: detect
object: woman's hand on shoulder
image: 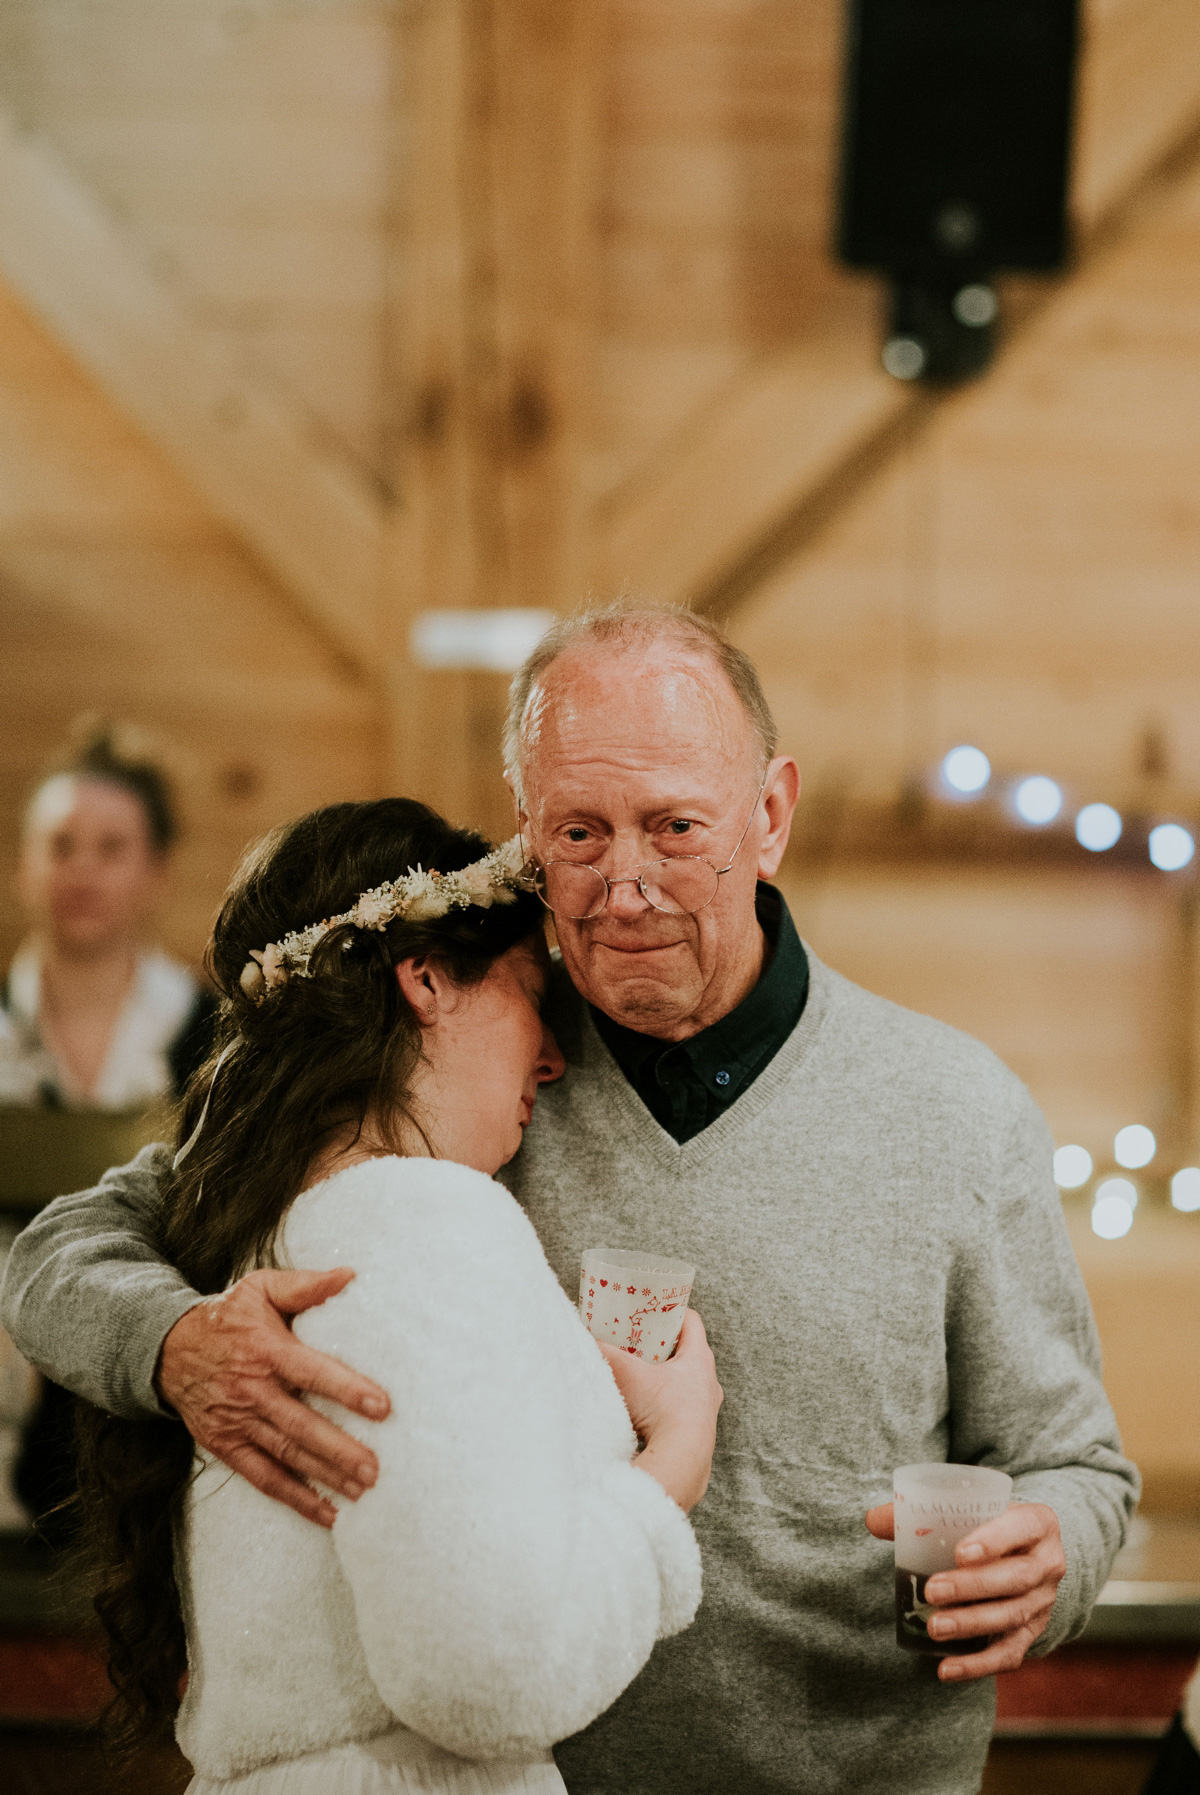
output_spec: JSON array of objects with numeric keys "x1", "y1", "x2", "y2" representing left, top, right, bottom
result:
[{"x1": 595, "y1": 1310, "x2": 723, "y2": 1514}]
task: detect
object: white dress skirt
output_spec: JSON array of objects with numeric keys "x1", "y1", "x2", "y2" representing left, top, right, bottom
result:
[
  {"x1": 175, "y1": 1158, "x2": 701, "y2": 1791},
  {"x1": 187, "y1": 1727, "x2": 565, "y2": 1795}
]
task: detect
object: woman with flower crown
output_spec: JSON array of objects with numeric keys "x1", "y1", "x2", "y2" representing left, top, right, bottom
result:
[{"x1": 75, "y1": 796, "x2": 722, "y2": 1795}]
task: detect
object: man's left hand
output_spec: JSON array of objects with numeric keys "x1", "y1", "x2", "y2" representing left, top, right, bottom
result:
[{"x1": 865, "y1": 1500, "x2": 1066, "y2": 1682}]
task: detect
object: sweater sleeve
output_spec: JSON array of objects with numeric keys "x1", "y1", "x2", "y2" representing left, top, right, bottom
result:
[
  {"x1": 946, "y1": 1090, "x2": 1140, "y2": 1652},
  {"x1": 285, "y1": 1157, "x2": 702, "y2": 1761},
  {"x1": 0, "y1": 1144, "x2": 198, "y2": 1417}
]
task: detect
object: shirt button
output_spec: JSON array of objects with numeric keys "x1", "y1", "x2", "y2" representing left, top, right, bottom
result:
[{"x1": 715, "y1": 1070, "x2": 730, "y2": 1087}]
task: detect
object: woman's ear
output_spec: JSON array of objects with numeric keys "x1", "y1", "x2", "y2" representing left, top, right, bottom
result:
[{"x1": 395, "y1": 955, "x2": 450, "y2": 1025}]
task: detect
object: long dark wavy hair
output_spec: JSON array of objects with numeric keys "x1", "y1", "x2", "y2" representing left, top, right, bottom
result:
[{"x1": 73, "y1": 798, "x2": 543, "y2": 1753}]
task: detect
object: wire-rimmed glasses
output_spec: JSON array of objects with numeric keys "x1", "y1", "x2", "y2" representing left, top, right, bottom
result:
[{"x1": 530, "y1": 773, "x2": 768, "y2": 921}]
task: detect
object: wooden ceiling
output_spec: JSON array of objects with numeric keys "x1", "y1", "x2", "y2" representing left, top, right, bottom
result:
[
  {"x1": 0, "y1": 4, "x2": 1195, "y2": 676},
  {"x1": 2, "y1": 0, "x2": 1200, "y2": 932}
]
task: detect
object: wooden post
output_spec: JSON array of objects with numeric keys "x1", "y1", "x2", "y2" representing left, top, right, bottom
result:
[{"x1": 381, "y1": 0, "x2": 595, "y2": 837}]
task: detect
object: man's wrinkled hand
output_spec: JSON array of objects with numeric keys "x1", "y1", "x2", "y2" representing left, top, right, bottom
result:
[
  {"x1": 864, "y1": 1499, "x2": 1066, "y2": 1682},
  {"x1": 156, "y1": 1267, "x2": 391, "y2": 1528}
]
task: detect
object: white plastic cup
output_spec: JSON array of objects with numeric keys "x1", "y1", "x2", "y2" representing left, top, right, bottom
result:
[
  {"x1": 893, "y1": 1462, "x2": 1013, "y2": 1656},
  {"x1": 579, "y1": 1248, "x2": 695, "y2": 1361}
]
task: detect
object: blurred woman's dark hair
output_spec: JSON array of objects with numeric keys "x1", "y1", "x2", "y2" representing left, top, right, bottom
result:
[
  {"x1": 31, "y1": 717, "x2": 178, "y2": 853},
  {"x1": 73, "y1": 797, "x2": 544, "y2": 1754}
]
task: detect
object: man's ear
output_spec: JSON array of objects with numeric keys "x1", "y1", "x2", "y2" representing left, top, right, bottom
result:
[
  {"x1": 503, "y1": 776, "x2": 528, "y2": 834},
  {"x1": 756, "y1": 756, "x2": 801, "y2": 880},
  {"x1": 395, "y1": 955, "x2": 452, "y2": 1025}
]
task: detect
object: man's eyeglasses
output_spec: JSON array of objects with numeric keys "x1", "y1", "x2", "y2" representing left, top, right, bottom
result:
[{"x1": 529, "y1": 773, "x2": 768, "y2": 921}]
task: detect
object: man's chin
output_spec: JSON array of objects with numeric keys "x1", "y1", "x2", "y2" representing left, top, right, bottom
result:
[
  {"x1": 587, "y1": 973, "x2": 700, "y2": 1033},
  {"x1": 555, "y1": 938, "x2": 702, "y2": 1032}
]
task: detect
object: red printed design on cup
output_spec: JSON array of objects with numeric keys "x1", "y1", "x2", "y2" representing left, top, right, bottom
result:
[{"x1": 579, "y1": 1254, "x2": 694, "y2": 1360}]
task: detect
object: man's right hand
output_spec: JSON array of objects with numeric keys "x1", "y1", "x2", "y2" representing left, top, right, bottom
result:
[{"x1": 156, "y1": 1267, "x2": 390, "y2": 1528}]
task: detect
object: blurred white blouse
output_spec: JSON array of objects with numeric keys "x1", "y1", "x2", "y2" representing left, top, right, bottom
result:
[{"x1": 0, "y1": 941, "x2": 200, "y2": 1110}]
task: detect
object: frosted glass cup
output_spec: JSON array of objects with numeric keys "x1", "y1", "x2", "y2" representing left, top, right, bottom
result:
[
  {"x1": 579, "y1": 1249, "x2": 695, "y2": 1361},
  {"x1": 894, "y1": 1463, "x2": 1013, "y2": 1656}
]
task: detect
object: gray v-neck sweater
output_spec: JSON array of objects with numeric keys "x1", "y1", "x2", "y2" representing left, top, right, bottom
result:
[
  {"x1": 500, "y1": 950, "x2": 1137, "y2": 1795},
  {"x1": 0, "y1": 951, "x2": 1137, "y2": 1795}
]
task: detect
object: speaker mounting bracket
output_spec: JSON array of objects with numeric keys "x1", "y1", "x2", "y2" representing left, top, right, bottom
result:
[{"x1": 881, "y1": 276, "x2": 999, "y2": 384}]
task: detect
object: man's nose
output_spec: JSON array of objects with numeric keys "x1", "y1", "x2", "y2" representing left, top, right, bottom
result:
[
  {"x1": 603, "y1": 874, "x2": 652, "y2": 921},
  {"x1": 537, "y1": 1025, "x2": 567, "y2": 1084}
]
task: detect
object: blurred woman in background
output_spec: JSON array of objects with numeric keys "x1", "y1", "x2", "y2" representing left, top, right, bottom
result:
[
  {"x1": 0, "y1": 721, "x2": 214, "y2": 1537},
  {"x1": 1, "y1": 720, "x2": 213, "y2": 1108}
]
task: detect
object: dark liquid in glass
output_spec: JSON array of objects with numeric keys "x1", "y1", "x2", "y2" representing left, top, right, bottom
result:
[{"x1": 895, "y1": 1568, "x2": 988, "y2": 1656}]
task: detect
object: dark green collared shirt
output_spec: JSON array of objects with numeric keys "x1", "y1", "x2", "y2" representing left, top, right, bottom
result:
[{"x1": 590, "y1": 884, "x2": 809, "y2": 1144}]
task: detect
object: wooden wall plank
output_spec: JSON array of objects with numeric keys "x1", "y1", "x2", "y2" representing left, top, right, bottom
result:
[
  {"x1": 383, "y1": 0, "x2": 595, "y2": 838},
  {"x1": 590, "y1": 0, "x2": 847, "y2": 507},
  {"x1": 0, "y1": 1, "x2": 388, "y2": 106},
  {"x1": 1067, "y1": 1209, "x2": 1200, "y2": 1502}
]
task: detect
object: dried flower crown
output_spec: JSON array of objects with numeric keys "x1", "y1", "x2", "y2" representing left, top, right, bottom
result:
[{"x1": 239, "y1": 834, "x2": 530, "y2": 1002}]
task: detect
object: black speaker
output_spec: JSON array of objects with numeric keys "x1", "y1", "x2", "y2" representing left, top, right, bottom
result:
[{"x1": 838, "y1": 0, "x2": 1078, "y2": 277}]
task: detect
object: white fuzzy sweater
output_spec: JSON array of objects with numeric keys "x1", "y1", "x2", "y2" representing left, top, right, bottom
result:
[{"x1": 174, "y1": 1158, "x2": 701, "y2": 1783}]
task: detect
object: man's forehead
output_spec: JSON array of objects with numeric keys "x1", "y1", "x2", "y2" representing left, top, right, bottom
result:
[
  {"x1": 533, "y1": 771, "x2": 724, "y2": 823},
  {"x1": 524, "y1": 643, "x2": 750, "y2": 759}
]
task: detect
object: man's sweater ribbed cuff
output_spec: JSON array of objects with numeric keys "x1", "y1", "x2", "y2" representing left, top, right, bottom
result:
[
  {"x1": 1010, "y1": 1472, "x2": 1125, "y2": 1654},
  {"x1": 124, "y1": 1286, "x2": 208, "y2": 1418}
]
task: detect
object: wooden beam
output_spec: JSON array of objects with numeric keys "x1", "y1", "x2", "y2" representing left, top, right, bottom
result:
[
  {"x1": 596, "y1": 312, "x2": 914, "y2": 617},
  {"x1": 596, "y1": 0, "x2": 1200, "y2": 619},
  {"x1": 382, "y1": 0, "x2": 596, "y2": 835},
  {"x1": 0, "y1": 103, "x2": 385, "y2": 672}
]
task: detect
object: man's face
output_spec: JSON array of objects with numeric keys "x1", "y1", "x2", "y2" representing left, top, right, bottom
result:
[{"x1": 518, "y1": 641, "x2": 799, "y2": 1039}]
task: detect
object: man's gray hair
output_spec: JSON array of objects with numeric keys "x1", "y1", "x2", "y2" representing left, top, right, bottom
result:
[{"x1": 504, "y1": 601, "x2": 779, "y2": 801}]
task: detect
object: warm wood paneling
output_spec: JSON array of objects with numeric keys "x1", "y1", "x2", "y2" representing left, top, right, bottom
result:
[
  {"x1": 0, "y1": 0, "x2": 395, "y2": 475},
  {"x1": 590, "y1": 0, "x2": 850, "y2": 502},
  {"x1": 0, "y1": 276, "x2": 382, "y2": 970},
  {"x1": 1074, "y1": 0, "x2": 1200, "y2": 229},
  {"x1": 594, "y1": 0, "x2": 1200, "y2": 611},
  {"x1": 1068, "y1": 1209, "x2": 1200, "y2": 1504},
  {"x1": 732, "y1": 155, "x2": 1200, "y2": 803},
  {"x1": 781, "y1": 866, "x2": 1181, "y2": 1158},
  {"x1": 0, "y1": 104, "x2": 386, "y2": 670}
]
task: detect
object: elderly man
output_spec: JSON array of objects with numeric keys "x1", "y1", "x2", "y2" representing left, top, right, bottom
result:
[{"x1": 2, "y1": 607, "x2": 1136, "y2": 1795}]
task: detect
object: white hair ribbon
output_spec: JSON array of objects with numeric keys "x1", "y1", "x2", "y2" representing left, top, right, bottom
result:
[{"x1": 173, "y1": 1042, "x2": 235, "y2": 1171}]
